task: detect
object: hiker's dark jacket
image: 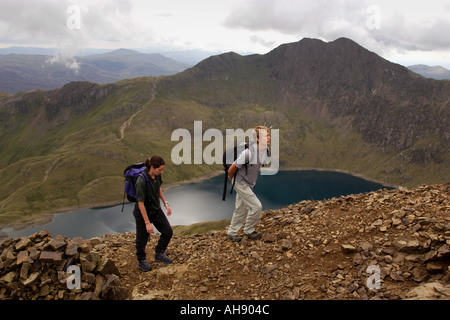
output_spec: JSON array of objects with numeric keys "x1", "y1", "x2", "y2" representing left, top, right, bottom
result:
[{"x1": 136, "y1": 171, "x2": 162, "y2": 215}]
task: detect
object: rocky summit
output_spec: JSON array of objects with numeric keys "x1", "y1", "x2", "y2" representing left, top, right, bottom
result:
[{"x1": 1, "y1": 184, "x2": 449, "y2": 300}]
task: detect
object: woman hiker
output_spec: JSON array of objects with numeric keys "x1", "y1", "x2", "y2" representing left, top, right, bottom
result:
[{"x1": 133, "y1": 155, "x2": 173, "y2": 272}]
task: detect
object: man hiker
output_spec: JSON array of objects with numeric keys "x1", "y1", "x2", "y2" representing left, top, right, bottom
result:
[
  {"x1": 133, "y1": 155, "x2": 173, "y2": 272},
  {"x1": 226, "y1": 126, "x2": 270, "y2": 242}
]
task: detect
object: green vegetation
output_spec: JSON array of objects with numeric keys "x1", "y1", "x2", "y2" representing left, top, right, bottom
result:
[
  {"x1": 0, "y1": 39, "x2": 448, "y2": 229},
  {"x1": 172, "y1": 219, "x2": 231, "y2": 236}
]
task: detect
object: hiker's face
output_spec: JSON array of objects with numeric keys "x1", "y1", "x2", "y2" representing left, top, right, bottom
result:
[
  {"x1": 258, "y1": 130, "x2": 270, "y2": 147},
  {"x1": 153, "y1": 165, "x2": 165, "y2": 176}
]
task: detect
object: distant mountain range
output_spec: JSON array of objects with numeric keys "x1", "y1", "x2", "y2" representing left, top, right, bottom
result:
[
  {"x1": 0, "y1": 49, "x2": 190, "y2": 94},
  {"x1": 1, "y1": 46, "x2": 449, "y2": 95},
  {"x1": 0, "y1": 37, "x2": 448, "y2": 229},
  {"x1": 407, "y1": 64, "x2": 450, "y2": 80}
]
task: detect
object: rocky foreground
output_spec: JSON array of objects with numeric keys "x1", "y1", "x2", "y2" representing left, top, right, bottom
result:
[{"x1": 1, "y1": 184, "x2": 449, "y2": 300}]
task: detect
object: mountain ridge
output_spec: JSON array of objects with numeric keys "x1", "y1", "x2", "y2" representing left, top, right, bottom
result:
[
  {"x1": 160, "y1": 37, "x2": 449, "y2": 159},
  {"x1": 408, "y1": 64, "x2": 450, "y2": 80},
  {"x1": 0, "y1": 50, "x2": 189, "y2": 94}
]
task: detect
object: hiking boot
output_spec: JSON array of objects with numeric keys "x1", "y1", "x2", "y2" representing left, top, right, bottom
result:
[
  {"x1": 245, "y1": 231, "x2": 262, "y2": 240},
  {"x1": 155, "y1": 252, "x2": 173, "y2": 264},
  {"x1": 227, "y1": 234, "x2": 242, "y2": 242},
  {"x1": 138, "y1": 260, "x2": 152, "y2": 272}
]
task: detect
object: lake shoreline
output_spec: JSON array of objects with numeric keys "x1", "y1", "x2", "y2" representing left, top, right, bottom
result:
[
  {"x1": 280, "y1": 167, "x2": 399, "y2": 189},
  {"x1": 0, "y1": 168, "x2": 397, "y2": 237}
]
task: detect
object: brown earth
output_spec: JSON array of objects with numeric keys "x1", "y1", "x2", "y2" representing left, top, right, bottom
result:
[{"x1": 1, "y1": 184, "x2": 449, "y2": 300}]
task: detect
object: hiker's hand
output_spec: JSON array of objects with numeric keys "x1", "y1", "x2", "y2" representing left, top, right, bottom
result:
[
  {"x1": 146, "y1": 222, "x2": 154, "y2": 234},
  {"x1": 165, "y1": 203, "x2": 172, "y2": 216}
]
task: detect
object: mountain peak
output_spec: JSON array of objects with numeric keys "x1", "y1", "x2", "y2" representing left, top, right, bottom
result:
[{"x1": 105, "y1": 48, "x2": 141, "y2": 56}]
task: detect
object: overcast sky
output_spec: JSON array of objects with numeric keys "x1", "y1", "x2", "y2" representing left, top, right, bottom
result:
[{"x1": 0, "y1": 0, "x2": 449, "y2": 68}]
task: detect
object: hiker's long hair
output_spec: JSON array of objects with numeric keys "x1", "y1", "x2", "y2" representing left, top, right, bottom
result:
[{"x1": 145, "y1": 155, "x2": 165, "y2": 171}]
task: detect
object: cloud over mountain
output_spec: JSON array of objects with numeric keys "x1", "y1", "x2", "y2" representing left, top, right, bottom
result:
[{"x1": 223, "y1": 0, "x2": 450, "y2": 54}]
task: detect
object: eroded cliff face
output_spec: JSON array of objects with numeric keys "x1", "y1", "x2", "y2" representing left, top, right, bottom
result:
[{"x1": 1, "y1": 184, "x2": 448, "y2": 300}]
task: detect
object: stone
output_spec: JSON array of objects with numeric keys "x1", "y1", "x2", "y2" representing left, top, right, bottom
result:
[
  {"x1": 22, "y1": 272, "x2": 40, "y2": 286},
  {"x1": 3, "y1": 249, "x2": 16, "y2": 266},
  {"x1": 341, "y1": 244, "x2": 356, "y2": 254},
  {"x1": 359, "y1": 241, "x2": 373, "y2": 252},
  {"x1": 250, "y1": 251, "x2": 263, "y2": 262},
  {"x1": 405, "y1": 254, "x2": 423, "y2": 263},
  {"x1": 262, "y1": 233, "x2": 276, "y2": 243},
  {"x1": 412, "y1": 268, "x2": 429, "y2": 282},
  {"x1": 16, "y1": 250, "x2": 32, "y2": 265},
  {"x1": 263, "y1": 264, "x2": 279, "y2": 273},
  {"x1": 80, "y1": 292, "x2": 98, "y2": 300},
  {"x1": 39, "y1": 251, "x2": 63, "y2": 263},
  {"x1": 80, "y1": 252, "x2": 100, "y2": 273},
  {"x1": 390, "y1": 271, "x2": 404, "y2": 282},
  {"x1": 101, "y1": 274, "x2": 128, "y2": 300},
  {"x1": 19, "y1": 262, "x2": 31, "y2": 279},
  {"x1": 280, "y1": 239, "x2": 292, "y2": 250},
  {"x1": 426, "y1": 261, "x2": 446, "y2": 273},
  {"x1": 96, "y1": 258, "x2": 120, "y2": 277},
  {"x1": 48, "y1": 238, "x2": 67, "y2": 251},
  {"x1": 0, "y1": 231, "x2": 125, "y2": 301},
  {"x1": 94, "y1": 274, "x2": 106, "y2": 297},
  {"x1": 15, "y1": 237, "x2": 32, "y2": 251},
  {"x1": 39, "y1": 285, "x2": 50, "y2": 297},
  {"x1": 393, "y1": 238, "x2": 422, "y2": 253},
  {"x1": 65, "y1": 242, "x2": 79, "y2": 256},
  {"x1": 437, "y1": 244, "x2": 450, "y2": 259},
  {"x1": 304, "y1": 205, "x2": 314, "y2": 214},
  {"x1": 352, "y1": 253, "x2": 364, "y2": 265},
  {"x1": 405, "y1": 282, "x2": 450, "y2": 300},
  {"x1": 1, "y1": 271, "x2": 17, "y2": 284}
]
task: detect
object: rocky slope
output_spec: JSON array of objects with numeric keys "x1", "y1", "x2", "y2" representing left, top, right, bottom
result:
[{"x1": 1, "y1": 184, "x2": 448, "y2": 300}]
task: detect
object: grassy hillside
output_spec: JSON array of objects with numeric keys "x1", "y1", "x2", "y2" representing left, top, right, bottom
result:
[
  {"x1": 0, "y1": 38, "x2": 448, "y2": 229},
  {"x1": 0, "y1": 76, "x2": 447, "y2": 228}
]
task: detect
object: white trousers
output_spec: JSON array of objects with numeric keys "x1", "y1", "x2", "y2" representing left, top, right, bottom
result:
[{"x1": 227, "y1": 182, "x2": 262, "y2": 236}]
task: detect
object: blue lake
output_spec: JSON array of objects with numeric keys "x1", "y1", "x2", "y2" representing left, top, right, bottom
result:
[{"x1": 2, "y1": 170, "x2": 390, "y2": 239}]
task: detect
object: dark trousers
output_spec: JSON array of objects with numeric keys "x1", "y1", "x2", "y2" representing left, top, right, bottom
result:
[{"x1": 133, "y1": 204, "x2": 173, "y2": 262}]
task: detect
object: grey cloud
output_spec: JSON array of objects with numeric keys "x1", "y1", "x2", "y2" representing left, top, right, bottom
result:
[
  {"x1": 0, "y1": 0, "x2": 67, "y2": 44},
  {"x1": 0, "y1": 0, "x2": 146, "y2": 47},
  {"x1": 249, "y1": 35, "x2": 276, "y2": 48},
  {"x1": 223, "y1": 0, "x2": 450, "y2": 52},
  {"x1": 369, "y1": 12, "x2": 450, "y2": 52},
  {"x1": 0, "y1": 0, "x2": 149, "y2": 70},
  {"x1": 223, "y1": 0, "x2": 367, "y2": 35}
]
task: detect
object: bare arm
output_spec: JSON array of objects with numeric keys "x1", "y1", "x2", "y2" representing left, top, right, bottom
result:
[
  {"x1": 138, "y1": 201, "x2": 154, "y2": 234},
  {"x1": 159, "y1": 188, "x2": 172, "y2": 216},
  {"x1": 228, "y1": 163, "x2": 238, "y2": 181}
]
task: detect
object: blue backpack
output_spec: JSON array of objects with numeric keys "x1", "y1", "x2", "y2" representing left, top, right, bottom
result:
[{"x1": 121, "y1": 162, "x2": 149, "y2": 212}]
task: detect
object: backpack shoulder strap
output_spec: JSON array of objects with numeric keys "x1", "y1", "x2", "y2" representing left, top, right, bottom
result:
[{"x1": 137, "y1": 171, "x2": 150, "y2": 187}]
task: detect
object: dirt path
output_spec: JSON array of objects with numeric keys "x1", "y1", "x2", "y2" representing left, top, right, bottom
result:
[{"x1": 119, "y1": 84, "x2": 157, "y2": 141}]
